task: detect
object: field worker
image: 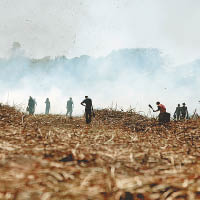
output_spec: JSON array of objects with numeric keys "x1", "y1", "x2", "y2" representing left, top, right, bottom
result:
[
  {"x1": 66, "y1": 97, "x2": 74, "y2": 118},
  {"x1": 153, "y1": 101, "x2": 167, "y2": 123},
  {"x1": 45, "y1": 98, "x2": 50, "y2": 114},
  {"x1": 81, "y1": 96, "x2": 93, "y2": 124},
  {"x1": 174, "y1": 104, "x2": 181, "y2": 120},
  {"x1": 181, "y1": 103, "x2": 189, "y2": 119},
  {"x1": 27, "y1": 96, "x2": 37, "y2": 115}
]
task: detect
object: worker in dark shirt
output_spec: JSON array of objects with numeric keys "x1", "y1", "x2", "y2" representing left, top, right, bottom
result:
[
  {"x1": 174, "y1": 104, "x2": 181, "y2": 120},
  {"x1": 81, "y1": 96, "x2": 93, "y2": 124},
  {"x1": 181, "y1": 103, "x2": 189, "y2": 119}
]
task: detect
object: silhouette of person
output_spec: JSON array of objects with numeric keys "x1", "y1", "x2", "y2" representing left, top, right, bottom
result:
[
  {"x1": 174, "y1": 104, "x2": 181, "y2": 120},
  {"x1": 45, "y1": 98, "x2": 50, "y2": 114},
  {"x1": 181, "y1": 103, "x2": 189, "y2": 119},
  {"x1": 81, "y1": 96, "x2": 93, "y2": 124},
  {"x1": 27, "y1": 96, "x2": 37, "y2": 115},
  {"x1": 66, "y1": 97, "x2": 74, "y2": 118}
]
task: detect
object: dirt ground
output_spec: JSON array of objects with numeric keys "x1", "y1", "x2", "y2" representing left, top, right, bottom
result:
[{"x1": 0, "y1": 105, "x2": 200, "y2": 200}]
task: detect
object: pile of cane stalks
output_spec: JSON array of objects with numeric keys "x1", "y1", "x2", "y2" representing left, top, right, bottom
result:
[{"x1": 0, "y1": 104, "x2": 200, "y2": 200}]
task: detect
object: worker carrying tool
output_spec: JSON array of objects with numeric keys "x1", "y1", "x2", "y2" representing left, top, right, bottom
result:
[{"x1": 149, "y1": 102, "x2": 170, "y2": 123}]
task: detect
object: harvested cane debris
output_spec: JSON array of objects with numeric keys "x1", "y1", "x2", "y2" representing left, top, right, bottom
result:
[{"x1": 0, "y1": 105, "x2": 200, "y2": 199}]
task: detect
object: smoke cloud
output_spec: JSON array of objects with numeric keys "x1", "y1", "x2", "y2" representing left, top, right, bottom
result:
[{"x1": 0, "y1": 44, "x2": 199, "y2": 116}]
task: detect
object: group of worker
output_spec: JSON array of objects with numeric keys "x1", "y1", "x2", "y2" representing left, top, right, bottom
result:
[
  {"x1": 174, "y1": 103, "x2": 189, "y2": 120},
  {"x1": 27, "y1": 96, "x2": 94, "y2": 124},
  {"x1": 27, "y1": 96, "x2": 190, "y2": 124},
  {"x1": 150, "y1": 101, "x2": 189, "y2": 123}
]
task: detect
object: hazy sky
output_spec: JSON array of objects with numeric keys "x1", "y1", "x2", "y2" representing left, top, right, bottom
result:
[
  {"x1": 0, "y1": 0, "x2": 200, "y2": 64},
  {"x1": 0, "y1": 0, "x2": 200, "y2": 115}
]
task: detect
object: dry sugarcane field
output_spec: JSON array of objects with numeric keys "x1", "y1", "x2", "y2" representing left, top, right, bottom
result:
[{"x1": 1, "y1": 104, "x2": 200, "y2": 200}]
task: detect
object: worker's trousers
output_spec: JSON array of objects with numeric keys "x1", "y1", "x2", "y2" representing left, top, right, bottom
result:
[
  {"x1": 66, "y1": 109, "x2": 73, "y2": 117},
  {"x1": 85, "y1": 108, "x2": 92, "y2": 124}
]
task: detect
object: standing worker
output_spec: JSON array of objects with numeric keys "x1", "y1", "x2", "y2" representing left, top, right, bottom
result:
[
  {"x1": 45, "y1": 98, "x2": 50, "y2": 114},
  {"x1": 174, "y1": 104, "x2": 181, "y2": 120},
  {"x1": 66, "y1": 97, "x2": 74, "y2": 118},
  {"x1": 153, "y1": 101, "x2": 170, "y2": 123},
  {"x1": 27, "y1": 96, "x2": 37, "y2": 115},
  {"x1": 181, "y1": 103, "x2": 189, "y2": 119},
  {"x1": 81, "y1": 96, "x2": 93, "y2": 124}
]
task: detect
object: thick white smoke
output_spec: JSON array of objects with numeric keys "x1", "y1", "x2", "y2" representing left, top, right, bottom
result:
[{"x1": 0, "y1": 44, "x2": 199, "y2": 116}]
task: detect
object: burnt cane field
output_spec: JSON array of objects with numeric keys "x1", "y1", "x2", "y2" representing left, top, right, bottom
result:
[{"x1": 0, "y1": 104, "x2": 200, "y2": 200}]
